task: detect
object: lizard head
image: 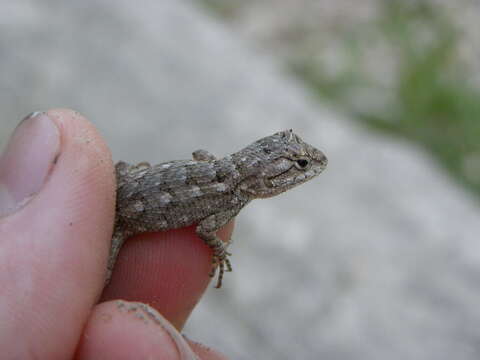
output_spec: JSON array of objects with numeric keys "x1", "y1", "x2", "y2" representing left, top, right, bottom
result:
[{"x1": 237, "y1": 129, "x2": 328, "y2": 198}]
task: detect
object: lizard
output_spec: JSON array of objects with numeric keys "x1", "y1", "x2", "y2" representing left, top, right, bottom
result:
[{"x1": 108, "y1": 129, "x2": 328, "y2": 288}]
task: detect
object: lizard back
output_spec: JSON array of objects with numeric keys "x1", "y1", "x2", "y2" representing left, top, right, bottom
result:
[{"x1": 115, "y1": 159, "x2": 241, "y2": 234}]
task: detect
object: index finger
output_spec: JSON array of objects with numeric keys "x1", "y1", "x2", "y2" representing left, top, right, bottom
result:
[{"x1": 101, "y1": 222, "x2": 234, "y2": 330}]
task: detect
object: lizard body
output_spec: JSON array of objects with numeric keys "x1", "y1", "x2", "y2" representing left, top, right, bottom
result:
[{"x1": 109, "y1": 130, "x2": 327, "y2": 288}]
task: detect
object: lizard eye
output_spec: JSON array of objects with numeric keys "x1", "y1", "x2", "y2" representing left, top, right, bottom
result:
[{"x1": 295, "y1": 158, "x2": 310, "y2": 170}]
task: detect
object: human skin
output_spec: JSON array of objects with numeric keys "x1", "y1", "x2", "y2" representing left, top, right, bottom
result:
[{"x1": 0, "y1": 109, "x2": 231, "y2": 359}]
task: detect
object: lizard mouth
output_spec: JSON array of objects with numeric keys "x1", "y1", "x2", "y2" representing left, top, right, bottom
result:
[{"x1": 265, "y1": 165, "x2": 295, "y2": 188}]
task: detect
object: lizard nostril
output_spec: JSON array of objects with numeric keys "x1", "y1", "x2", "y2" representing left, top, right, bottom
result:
[{"x1": 321, "y1": 154, "x2": 328, "y2": 166}]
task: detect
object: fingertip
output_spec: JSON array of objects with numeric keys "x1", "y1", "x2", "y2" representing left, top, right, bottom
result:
[
  {"x1": 47, "y1": 108, "x2": 114, "y2": 188},
  {"x1": 102, "y1": 221, "x2": 235, "y2": 330},
  {"x1": 76, "y1": 300, "x2": 198, "y2": 360}
]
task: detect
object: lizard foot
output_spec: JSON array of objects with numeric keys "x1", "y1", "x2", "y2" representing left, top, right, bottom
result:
[{"x1": 208, "y1": 244, "x2": 233, "y2": 288}]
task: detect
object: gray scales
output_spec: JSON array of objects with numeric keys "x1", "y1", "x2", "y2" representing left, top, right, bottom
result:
[{"x1": 108, "y1": 130, "x2": 328, "y2": 288}]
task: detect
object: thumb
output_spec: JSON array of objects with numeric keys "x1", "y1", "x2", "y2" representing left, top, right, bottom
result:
[{"x1": 0, "y1": 109, "x2": 116, "y2": 359}]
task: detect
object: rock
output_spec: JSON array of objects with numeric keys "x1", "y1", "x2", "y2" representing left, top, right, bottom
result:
[{"x1": 1, "y1": 1, "x2": 480, "y2": 359}]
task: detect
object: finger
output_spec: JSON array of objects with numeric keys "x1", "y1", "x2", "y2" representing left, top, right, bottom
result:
[
  {"x1": 76, "y1": 300, "x2": 199, "y2": 360},
  {"x1": 0, "y1": 109, "x2": 115, "y2": 359},
  {"x1": 101, "y1": 222, "x2": 234, "y2": 330}
]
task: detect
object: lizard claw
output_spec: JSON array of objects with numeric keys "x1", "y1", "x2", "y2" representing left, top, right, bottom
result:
[{"x1": 209, "y1": 253, "x2": 232, "y2": 288}]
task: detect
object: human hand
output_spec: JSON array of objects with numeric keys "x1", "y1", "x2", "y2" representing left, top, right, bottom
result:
[{"x1": 0, "y1": 109, "x2": 231, "y2": 359}]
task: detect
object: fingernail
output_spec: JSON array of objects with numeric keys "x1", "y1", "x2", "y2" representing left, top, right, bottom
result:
[
  {"x1": 0, "y1": 112, "x2": 60, "y2": 217},
  {"x1": 116, "y1": 301, "x2": 199, "y2": 360}
]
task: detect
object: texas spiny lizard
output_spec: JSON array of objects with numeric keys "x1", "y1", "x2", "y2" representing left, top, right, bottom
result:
[{"x1": 109, "y1": 130, "x2": 327, "y2": 288}]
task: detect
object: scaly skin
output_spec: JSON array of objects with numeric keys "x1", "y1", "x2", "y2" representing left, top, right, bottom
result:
[{"x1": 109, "y1": 130, "x2": 328, "y2": 288}]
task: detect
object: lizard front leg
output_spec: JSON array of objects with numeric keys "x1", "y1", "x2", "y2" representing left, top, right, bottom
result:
[
  {"x1": 106, "y1": 227, "x2": 128, "y2": 285},
  {"x1": 197, "y1": 208, "x2": 238, "y2": 288}
]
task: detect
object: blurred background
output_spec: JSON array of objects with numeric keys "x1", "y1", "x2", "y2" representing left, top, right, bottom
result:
[{"x1": 2, "y1": 0, "x2": 480, "y2": 359}]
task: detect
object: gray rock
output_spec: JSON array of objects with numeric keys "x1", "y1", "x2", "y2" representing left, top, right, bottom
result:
[{"x1": 1, "y1": 1, "x2": 480, "y2": 359}]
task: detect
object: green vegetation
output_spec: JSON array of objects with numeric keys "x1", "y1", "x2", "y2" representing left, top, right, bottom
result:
[
  {"x1": 203, "y1": 0, "x2": 480, "y2": 195},
  {"x1": 293, "y1": 1, "x2": 480, "y2": 194},
  {"x1": 201, "y1": 0, "x2": 242, "y2": 19}
]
